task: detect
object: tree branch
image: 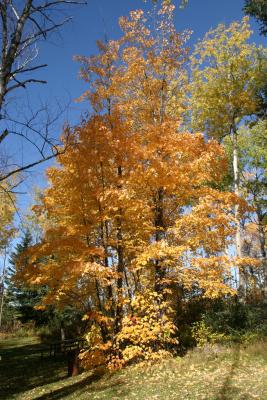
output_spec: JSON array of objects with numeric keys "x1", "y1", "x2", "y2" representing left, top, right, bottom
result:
[
  {"x1": 0, "y1": 147, "x2": 66, "y2": 183},
  {"x1": 7, "y1": 78, "x2": 47, "y2": 93}
]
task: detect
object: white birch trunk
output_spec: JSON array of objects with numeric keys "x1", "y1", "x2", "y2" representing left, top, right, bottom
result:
[
  {"x1": 257, "y1": 208, "x2": 267, "y2": 302},
  {"x1": 0, "y1": 248, "x2": 7, "y2": 328},
  {"x1": 232, "y1": 128, "x2": 245, "y2": 295}
]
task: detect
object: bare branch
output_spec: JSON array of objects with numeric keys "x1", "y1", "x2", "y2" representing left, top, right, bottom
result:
[
  {"x1": 19, "y1": 17, "x2": 73, "y2": 47},
  {"x1": 7, "y1": 78, "x2": 47, "y2": 93},
  {"x1": 10, "y1": 63, "x2": 48, "y2": 76},
  {"x1": 0, "y1": 0, "x2": 86, "y2": 113},
  {"x1": 0, "y1": 147, "x2": 64, "y2": 183},
  {"x1": 0, "y1": 0, "x2": 86, "y2": 187},
  {"x1": 0, "y1": 129, "x2": 8, "y2": 144}
]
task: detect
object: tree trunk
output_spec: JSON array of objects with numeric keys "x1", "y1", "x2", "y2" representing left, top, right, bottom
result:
[
  {"x1": 60, "y1": 325, "x2": 66, "y2": 352},
  {"x1": 115, "y1": 165, "x2": 124, "y2": 334},
  {"x1": 0, "y1": 247, "x2": 7, "y2": 328},
  {"x1": 67, "y1": 350, "x2": 80, "y2": 377},
  {"x1": 232, "y1": 127, "x2": 246, "y2": 296},
  {"x1": 154, "y1": 188, "x2": 165, "y2": 294},
  {"x1": 256, "y1": 206, "x2": 267, "y2": 302},
  {"x1": 99, "y1": 161, "x2": 114, "y2": 317},
  {"x1": 61, "y1": 326, "x2": 65, "y2": 342}
]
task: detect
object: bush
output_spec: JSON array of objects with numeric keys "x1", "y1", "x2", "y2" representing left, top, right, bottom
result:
[
  {"x1": 189, "y1": 299, "x2": 267, "y2": 347},
  {"x1": 191, "y1": 320, "x2": 225, "y2": 347}
]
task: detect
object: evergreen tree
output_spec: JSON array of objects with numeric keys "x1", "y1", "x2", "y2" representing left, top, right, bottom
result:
[
  {"x1": 244, "y1": 0, "x2": 267, "y2": 36},
  {"x1": 3, "y1": 230, "x2": 49, "y2": 327}
]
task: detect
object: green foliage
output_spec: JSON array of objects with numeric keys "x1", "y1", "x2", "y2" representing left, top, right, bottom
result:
[
  {"x1": 3, "y1": 230, "x2": 84, "y2": 339},
  {"x1": 237, "y1": 120, "x2": 267, "y2": 226},
  {"x1": 196, "y1": 300, "x2": 267, "y2": 345},
  {"x1": 238, "y1": 120, "x2": 267, "y2": 176},
  {"x1": 4, "y1": 230, "x2": 49, "y2": 327},
  {"x1": 190, "y1": 17, "x2": 265, "y2": 139},
  {"x1": 40, "y1": 307, "x2": 86, "y2": 341},
  {"x1": 11, "y1": 322, "x2": 38, "y2": 338},
  {"x1": 173, "y1": 296, "x2": 267, "y2": 350},
  {"x1": 224, "y1": 120, "x2": 267, "y2": 289},
  {"x1": 191, "y1": 320, "x2": 225, "y2": 347},
  {"x1": 244, "y1": 0, "x2": 267, "y2": 35}
]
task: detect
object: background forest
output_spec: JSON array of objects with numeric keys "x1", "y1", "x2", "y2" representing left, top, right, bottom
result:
[{"x1": 0, "y1": 0, "x2": 267, "y2": 376}]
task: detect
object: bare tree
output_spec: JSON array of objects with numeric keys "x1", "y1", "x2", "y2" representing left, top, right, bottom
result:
[{"x1": 0, "y1": 0, "x2": 85, "y2": 182}]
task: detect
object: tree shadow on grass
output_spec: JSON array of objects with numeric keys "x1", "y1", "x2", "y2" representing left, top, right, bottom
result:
[
  {"x1": 216, "y1": 345, "x2": 246, "y2": 400},
  {"x1": 0, "y1": 341, "x2": 67, "y2": 399},
  {"x1": 33, "y1": 370, "x2": 127, "y2": 400},
  {"x1": 0, "y1": 340, "x2": 127, "y2": 400}
]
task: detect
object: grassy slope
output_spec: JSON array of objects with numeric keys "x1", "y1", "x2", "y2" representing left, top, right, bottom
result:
[
  {"x1": 0, "y1": 337, "x2": 266, "y2": 400},
  {"x1": 0, "y1": 337, "x2": 67, "y2": 400}
]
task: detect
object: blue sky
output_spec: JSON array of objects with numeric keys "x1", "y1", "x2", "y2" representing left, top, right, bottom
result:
[
  {"x1": 2, "y1": 0, "x2": 267, "y2": 235},
  {"x1": 36, "y1": 0, "x2": 263, "y2": 114}
]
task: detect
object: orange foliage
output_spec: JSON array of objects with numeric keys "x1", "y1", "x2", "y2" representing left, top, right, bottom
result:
[{"x1": 17, "y1": 3, "x2": 257, "y2": 369}]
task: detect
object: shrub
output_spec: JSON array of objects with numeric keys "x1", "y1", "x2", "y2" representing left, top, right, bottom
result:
[
  {"x1": 191, "y1": 320, "x2": 225, "y2": 347},
  {"x1": 80, "y1": 291, "x2": 178, "y2": 371},
  {"x1": 190, "y1": 299, "x2": 267, "y2": 347}
]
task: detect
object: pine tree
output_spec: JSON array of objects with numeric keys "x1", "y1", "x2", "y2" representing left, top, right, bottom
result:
[
  {"x1": 244, "y1": 0, "x2": 267, "y2": 35},
  {"x1": 3, "y1": 229, "x2": 49, "y2": 327}
]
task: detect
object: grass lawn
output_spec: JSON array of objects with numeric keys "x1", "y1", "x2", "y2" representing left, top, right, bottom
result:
[{"x1": 0, "y1": 337, "x2": 266, "y2": 400}]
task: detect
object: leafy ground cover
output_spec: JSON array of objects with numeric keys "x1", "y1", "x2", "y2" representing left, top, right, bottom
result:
[{"x1": 0, "y1": 337, "x2": 266, "y2": 400}]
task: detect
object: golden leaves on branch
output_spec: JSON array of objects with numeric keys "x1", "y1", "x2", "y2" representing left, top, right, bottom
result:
[{"x1": 15, "y1": 4, "x2": 262, "y2": 371}]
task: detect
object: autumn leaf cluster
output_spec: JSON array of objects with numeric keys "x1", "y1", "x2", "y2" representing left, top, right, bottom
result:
[{"x1": 16, "y1": 4, "x2": 264, "y2": 369}]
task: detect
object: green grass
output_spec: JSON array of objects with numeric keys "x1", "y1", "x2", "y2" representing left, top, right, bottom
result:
[
  {"x1": 0, "y1": 336, "x2": 67, "y2": 400},
  {"x1": 0, "y1": 337, "x2": 266, "y2": 400}
]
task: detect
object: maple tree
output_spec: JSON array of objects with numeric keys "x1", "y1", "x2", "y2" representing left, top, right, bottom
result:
[{"x1": 16, "y1": 3, "x2": 261, "y2": 368}]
